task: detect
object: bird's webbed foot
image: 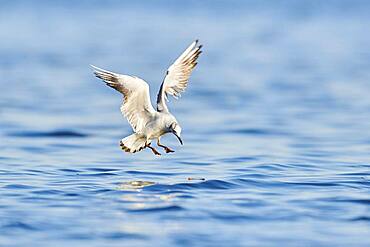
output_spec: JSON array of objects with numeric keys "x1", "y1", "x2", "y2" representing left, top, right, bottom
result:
[
  {"x1": 164, "y1": 147, "x2": 175, "y2": 153},
  {"x1": 146, "y1": 143, "x2": 161, "y2": 156},
  {"x1": 157, "y1": 139, "x2": 175, "y2": 153}
]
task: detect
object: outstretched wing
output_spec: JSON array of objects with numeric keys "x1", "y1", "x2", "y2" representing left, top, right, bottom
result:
[
  {"x1": 91, "y1": 65, "x2": 155, "y2": 133},
  {"x1": 156, "y1": 40, "x2": 202, "y2": 112}
]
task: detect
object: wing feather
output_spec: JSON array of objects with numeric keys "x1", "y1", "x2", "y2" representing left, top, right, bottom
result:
[
  {"x1": 91, "y1": 65, "x2": 155, "y2": 132},
  {"x1": 156, "y1": 40, "x2": 202, "y2": 112}
]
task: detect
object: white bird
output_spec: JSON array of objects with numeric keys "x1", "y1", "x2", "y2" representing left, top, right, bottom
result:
[{"x1": 91, "y1": 40, "x2": 202, "y2": 156}]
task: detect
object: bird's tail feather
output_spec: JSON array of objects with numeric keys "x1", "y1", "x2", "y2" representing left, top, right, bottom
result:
[{"x1": 119, "y1": 134, "x2": 147, "y2": 153}]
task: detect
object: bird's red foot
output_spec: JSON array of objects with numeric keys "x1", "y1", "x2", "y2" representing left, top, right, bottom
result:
[
  {"x1": 146, "y1": 143, "x2": 161, "y2": 156},
  {"x1": 165, "y1": 147, "x2": 175, "y2": 153}
]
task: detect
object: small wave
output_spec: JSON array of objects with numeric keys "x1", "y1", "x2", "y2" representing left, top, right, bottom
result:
[
  {"x1": 178, "y1": 161, "x2": 213, "y2": 166},
  {"x1": 59, "y1": 168, "x2": 81, "y2": 173},
  {"x1": 232, "y1": 178, "x2": 277, "y2": 187},
  {"x1": 2, "y1": 221, "x2": 38, "y2": 231},
  {"x1": 257, "y1": 163, "x2": 296, "y2": 171},
  {"x1": 128, "y1": 205, "x2": 183, "y2": 213},
  {"x1": 79, "y1": 172, "x2": 118, "y2": 177},
  {"x1": 32, "y1": 189, "x2": 64, "y2": 195},
  {"x1": 233, "y1": 128, "x2": 270, "y2": 135},
  {"x1": 50, "y1": 143, "x2": 89, "y2": 149},
  {"x1": 145, "y1": 179, "x2": 237, "y2": 192},
  {"x1": 339, "y1": 172, "x2": 370, "y2": 176},
  {"x1": 233, "y1": 172, "x2": 272, "y2": 179},
  {"x1": 126, "y1": 170, "x2": 177, "y2": 176},
  {"x1": 20, "y1": 146, "x2": 48, "y2": 153},
  {"x1": 86, "y1": 167, "x2": 119, "y2": 173},
  {"x1": 327, "y1": 198, "x2": 370, "y2": 205},
  {"x1": 350, "y1": 216, "x2": 370, "y2": 222},
  {"x1": 217, "y1": 156, "x2": 258, "y2": 163},
  {"x1": 4, "y1": 184, "x2": 35, "y2": 190},
  {"x1": 24, "y1": 169, "x2": 55, "y2": 175},
  {"x1": 197, "y1": 179, "x2": 237, "y2": 189},
  {"x1": 102, "y1": 232, "x2": 148, "y2": 240},
  {"x1": 210, "y1": 212, "x2": 256, "y2": 221},
  {"x1": 286, "y1": 181, "x2": 338, "y2": 187},
  {"x1": 8, "y1": 129, "x2": 89, "y2": 138},
  {"x1": 63, "y1": 193, "x2": 80, "y2": 197},
  {"x1": 227, "y1": 128, "x2": 290, "y2": 136}
]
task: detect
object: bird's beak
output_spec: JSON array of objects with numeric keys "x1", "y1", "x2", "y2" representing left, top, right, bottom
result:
[{"x1": 173, "y1": 132, "x2": 183, "y2": 145}]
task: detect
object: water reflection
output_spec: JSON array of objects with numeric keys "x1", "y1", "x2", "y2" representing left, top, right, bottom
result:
[{"x1": 118, "y1": 181, "x2": 156, "y2": 191}]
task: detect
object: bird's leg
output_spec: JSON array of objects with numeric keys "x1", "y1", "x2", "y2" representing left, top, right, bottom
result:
[
  {"x1": 157, "y1": 138, "x2": 175, "y2": 153},
  {"x1": 146, "y1": 142, "x2": 161, "y2": 156}
]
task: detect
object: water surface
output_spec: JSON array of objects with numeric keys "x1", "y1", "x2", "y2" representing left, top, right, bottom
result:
[{"x1": 1, "y1": 1, "x2": 370, "y2": 246}]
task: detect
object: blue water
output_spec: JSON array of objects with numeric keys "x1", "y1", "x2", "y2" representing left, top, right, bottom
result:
[{"x1": 1, "y1": 1, "x2": 370, "y2": 246}]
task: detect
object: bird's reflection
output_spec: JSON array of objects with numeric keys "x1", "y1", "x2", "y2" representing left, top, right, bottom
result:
[{"x1": 117, "y1": 180, "x2": 155, "y2": 191}]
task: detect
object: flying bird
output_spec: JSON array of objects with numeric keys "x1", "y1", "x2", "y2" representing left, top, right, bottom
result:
[{"x1": 91, "y1": 40, "x2": 202, "y2": 156}]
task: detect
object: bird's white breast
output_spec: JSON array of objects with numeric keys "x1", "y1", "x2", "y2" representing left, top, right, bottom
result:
[{"x1": 144, "y1": 112, "x2": 173, "y2": 140}]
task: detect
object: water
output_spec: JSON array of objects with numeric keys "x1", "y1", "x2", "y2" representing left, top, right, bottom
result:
[{"x1": 1, "y1": 1, "x2": 370, "y2": 246}]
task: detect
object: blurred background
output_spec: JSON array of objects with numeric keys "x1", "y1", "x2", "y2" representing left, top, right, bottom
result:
[{"x1": 1, "y1": 0, "x2": 370, "y2": 246}]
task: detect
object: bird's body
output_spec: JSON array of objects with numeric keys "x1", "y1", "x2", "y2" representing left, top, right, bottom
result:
[
  {"x1": 92, "y1": 40, "x2": 202, "y2": 155},
  {"x1": 143, "y1": 112, "x2": 175, "y2": 139}
]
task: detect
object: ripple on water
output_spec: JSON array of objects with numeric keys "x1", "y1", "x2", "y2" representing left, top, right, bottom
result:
[
  {"x1": 31, "y1": 189, "x2": 64, "y2": 195},
  {"x1": 79, "y1": 172, "x2": 118, "y2": 177},
  {"x1": 178, "y1": 161, "x2": 213, "y2": 166},
  {"x1": 216, "y1": 156, "x2": 258, "y2": 163},
  {"x1": 231, "y1": 178, "x2": 282, "y2": 188},
  {"x1": 102, "y1": 232, "x2": 148, "y2": 240},
  {"x1": 285, "y1": 181, "x2": 341, "y2": 187},
  {"x1": 128, "y1": 205, "x2": 184, "y2": 213},
  {"x1": 256, "y1": 163, "x2": 296, "y2": 171},
  {"x1": 8, "y1": 129, "x2": 89, "y2": 138},
  {"x1": 145, "y1": 179, "x2": 237, "y2": 192},
  {"x1": 86, "y1": 167, "x2": 120, "y2": 173},
  {"x1": 125, "y1": 170, "x2": 178, "y2": 176},
  {"x1": 59, "y1": 168, "x2": 80, "y2": 172},
  {"x1": 208, "y1": 127, "x2": 291, "y2": 137},
  {"x1": 2, "y1": 221, "x2": 39, "y2": 231},
  {"x1": 4, "y1": 184, "x2": 36, "y2": 190},
  {"x1": 230, "y1": 128, "x2": 288, "y2": 136},
  {"x1": 350, "y1": 216, "x2": 370, "y2": 222},
  {"x1": 325, "y1": 197, "x2": 370, "y2": 205}
]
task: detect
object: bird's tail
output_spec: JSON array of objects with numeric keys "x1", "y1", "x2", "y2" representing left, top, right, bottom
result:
[{"x1": 119, "y1": 134, "x2": 147, "y2": 153}]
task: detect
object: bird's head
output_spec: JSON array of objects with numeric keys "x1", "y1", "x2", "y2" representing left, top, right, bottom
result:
[{"x1": 170, "y1": 122, "x2": 183, "y2": 145}]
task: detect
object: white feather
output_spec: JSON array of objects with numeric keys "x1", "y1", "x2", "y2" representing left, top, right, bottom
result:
[{"x1": 157, "y1": 40, "x2": 202, "y2": 112}]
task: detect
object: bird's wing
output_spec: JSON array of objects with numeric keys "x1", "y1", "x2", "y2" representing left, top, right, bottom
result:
[
  {"x1": 156, "y1": 40, "x2": 202, "y2": 112},
  {"x1": 91, "y1": 65, "x2": 155, "y2": 133}
]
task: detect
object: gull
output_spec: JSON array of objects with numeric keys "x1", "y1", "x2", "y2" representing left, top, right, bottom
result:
[{"x1": 91, "y1": 40, "x2": 202, "y2": 156}]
